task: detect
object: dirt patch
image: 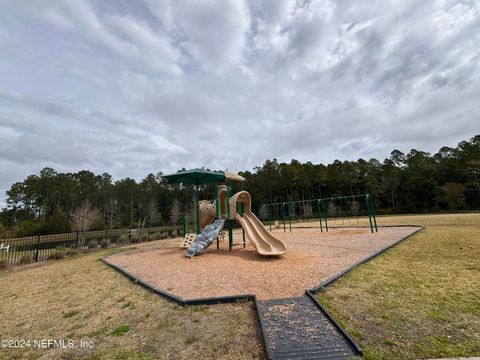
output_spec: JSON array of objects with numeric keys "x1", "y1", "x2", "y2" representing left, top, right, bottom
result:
[{"x1": 106, "y1": 226, "x2": 420, "y2": 300}]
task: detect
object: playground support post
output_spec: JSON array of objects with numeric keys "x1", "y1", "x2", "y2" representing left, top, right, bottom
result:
[
  {"x1": 239, "y1": 201, "x2": 245, "y2": 248},
  {"x1": 365, "y1": 194, "x2": 373, "y2": 234},
  {"x1": 183, "y1": 215, "x2": 188, "y2": 236},
  {"x1": 227, "y1": 185, "x2": 233, "y2": 251},
  {"x1": 216, "y1": 188, "x2": 220, "y2": 219},
  {"x1": 265, "y1": 205, "x2": 272, "y2": 231},
  {"x1": 323, "y1": 200, "x2": 329, "y2": 231},
  {"x1": 369, "y1": 196, "x2": 378, "y2": 232},
  {"x1": 195, "y1": 186, "x2": 200, "y2": 234},
  {"x1": 288, "y1": 204, "x2": 292, "y2": 232},
  {"x1": 316, "y1": 200, "x2": 323, "y2": 232}
]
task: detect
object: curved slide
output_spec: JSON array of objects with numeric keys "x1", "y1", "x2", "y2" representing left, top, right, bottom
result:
[{"x1": 230, "y1": 191, "x2": 286, "y2": 256}]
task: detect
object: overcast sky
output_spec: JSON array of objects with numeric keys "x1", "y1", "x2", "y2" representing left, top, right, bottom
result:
[{"x1": 0, "y1": 0, "x2": 479, "y2": 203}]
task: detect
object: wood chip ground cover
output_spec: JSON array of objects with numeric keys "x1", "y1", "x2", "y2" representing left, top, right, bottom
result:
[{"x1": 106, "y1": 227, "x2": 420, "y2": 300}]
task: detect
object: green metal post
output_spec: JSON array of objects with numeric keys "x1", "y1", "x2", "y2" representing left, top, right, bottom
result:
[
  {"x1": 365, "y1": 194, "x2": 374, "y2": 233},
  {"x1": 227, "y1": 185, "x2": 233, "y2": 251},
  {"x1": 195, "y1": 187, "x2": 200, "y2": 234},
  {"x1": 322, "y1": 200, "x2": 329, "y2": 232},
  {"x1": 317, "y1": 200, "x2": 323, "y2": 232},
  {"x1": 183, "y1": 215, "x2": 187, "y2": 236},
  {"x1": 268, "y1": 205, "x2": 272, "y2": 231},
  {"x1": 370, "y1": 197, "x2": 378, "y2": 232},
  {"x1": 282, "y1": 203, "x2": 286, "y2": 232},
  {"x1": 288, "y1": 203, "x2": 292, "y2": 232}
]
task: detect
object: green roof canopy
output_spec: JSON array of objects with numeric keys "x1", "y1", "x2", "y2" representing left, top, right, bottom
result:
[{"x1": 164, "y1": 168, "x2": 242, "y2": 185}]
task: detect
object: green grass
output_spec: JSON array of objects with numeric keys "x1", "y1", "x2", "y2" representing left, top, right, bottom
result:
[
  {"x1": 63, "y1": 308, "x2": 80, "y2": 318},
  {"x1": 110, "y1": 324, "x2": 131, "y2": 336},
  {"x1": 0, "y1": 240, "x2": 265, "y2": 360},
  {"x1": 315, "y1": 213, "x2": 480, "y2": 360}
]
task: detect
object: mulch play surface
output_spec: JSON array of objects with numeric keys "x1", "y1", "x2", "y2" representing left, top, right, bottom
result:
[{"x1": 106, "y1": 226, "x2": 420, "y2": 300}]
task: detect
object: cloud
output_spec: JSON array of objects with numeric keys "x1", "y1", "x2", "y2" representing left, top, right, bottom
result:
[
  {"x1": 146, "y1": 0, "x2": 251, "y2": 70},
  {"x1": 0, "y1": 0, "x2": 479, "y2": 205}
]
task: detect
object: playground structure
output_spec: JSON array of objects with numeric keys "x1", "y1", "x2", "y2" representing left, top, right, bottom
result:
[
  {"x1": 164, "y1": 169, "x2": 286, "y2": 258},
  {"x1": 261, "y1": 194, "x2": 378, "y2": 234}
]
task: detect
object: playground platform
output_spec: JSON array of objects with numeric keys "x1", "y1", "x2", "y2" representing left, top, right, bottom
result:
[{"x1": 105, "y1": 226, "x2": 421, "y2": 300}]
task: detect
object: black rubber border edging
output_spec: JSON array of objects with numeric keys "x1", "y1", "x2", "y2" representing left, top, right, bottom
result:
[
  {"x1": 305, "y1": 290, "x2": 362, "y2": 356},
  {"x1": 101, "y1": 258, "x2": 274, "y2": 359}
]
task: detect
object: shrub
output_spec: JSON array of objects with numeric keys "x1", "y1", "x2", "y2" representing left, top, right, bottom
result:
[
  {"x1": 88, "y1": 240, "x2": 98, "y2": 249},
  {"x1": 141, "y1": 234, "x2": 148, "y2": 242},
  {"x1": 119, "y1": 234, "x2": 129, "y2": 244},
  {"x1": 48, "y1": 250, "x2": 66, "y2": 260},
  {"x1": 0, "y1": 259, "x2": 9, "y2": 270},
  {"x1": 109, "y1": 234, "x2": 121, "y2": 243},
  {"x1": 19, "y1": 254, "x2": 33, "y2": 265},
  {"x1": 65, "y1": 249, "x2": 80, "y2": 256},
  {"x1": 130, "y1": 236, "x2": 139, "y2": 244},
  {"x1": 100, "y1": 239, "x2": 110, "y2": 248}
]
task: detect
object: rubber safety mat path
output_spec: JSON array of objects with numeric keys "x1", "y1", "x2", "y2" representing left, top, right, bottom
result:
[{"x1": 257, "y1": 296, "x2": 358, "y2": 360}]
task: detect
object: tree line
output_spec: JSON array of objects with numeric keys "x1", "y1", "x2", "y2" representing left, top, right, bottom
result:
[{"x1": 1, "y1": 135, "x2": 478, "y2": 237}]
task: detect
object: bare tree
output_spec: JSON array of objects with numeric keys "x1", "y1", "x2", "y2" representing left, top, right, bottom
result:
[
  {"x1": 170, "y1": 199, "x2": 181, "y2": 226},
  {"x1": 327, "y1": 202, "x2": 337, "y2": 217},
  {"x1": 147, "y1": 199, "x2": 159, "y2": 228},
  {"x1": 70, "y1": 200, "x2": 101, "y2": 232},
  {"x1": 303, "y1": 202, "x2": 313, "y2": 219}
]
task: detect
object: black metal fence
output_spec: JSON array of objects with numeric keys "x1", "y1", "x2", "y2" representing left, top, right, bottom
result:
[{"x1": 0, "y1": 225, "x2": 183, "y2": 268}]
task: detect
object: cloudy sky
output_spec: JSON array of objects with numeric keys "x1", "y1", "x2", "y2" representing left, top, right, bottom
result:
[{"x1": 0, "y1": 0, "x2": 479, "y2": 201}]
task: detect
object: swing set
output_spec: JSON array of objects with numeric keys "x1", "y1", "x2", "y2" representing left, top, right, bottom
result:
[{"x1": 261, "y1": 194, "x2": 378, "y2": 234}]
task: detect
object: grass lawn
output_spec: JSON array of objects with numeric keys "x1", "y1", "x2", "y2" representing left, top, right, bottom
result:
[
  {"x1": 0, "y1": 240, "x2": 265, "y2": 360},
  {"x1": 1, "y1": 213, "x2": 478, "y2": 360},
  {"x1": 315, "y1": 213, "x2": 480, "y2": 360}
]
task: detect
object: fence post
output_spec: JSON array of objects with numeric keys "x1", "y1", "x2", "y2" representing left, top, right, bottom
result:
[
  {"x1": 105, "y1": 228, "x2": 108, "y2": 248},
  {"x1": 34, "y1": 235, "x2": 40, "y2": 262},
  {"x1": 128, "y1": 229, "x2": 131, "y2": 244}
]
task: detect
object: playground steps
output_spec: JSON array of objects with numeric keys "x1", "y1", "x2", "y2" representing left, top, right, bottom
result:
[
  {"x1": 179, "y1": 233, "x2": 196, "y2": 248},
  {"x1": 257, "y1": 296, "x2": 357, "y2": 360}
]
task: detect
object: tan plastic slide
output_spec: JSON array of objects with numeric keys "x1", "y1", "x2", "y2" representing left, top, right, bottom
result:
[{"x1": 229, "y1": 191, "x2": 286, "y2": 256}]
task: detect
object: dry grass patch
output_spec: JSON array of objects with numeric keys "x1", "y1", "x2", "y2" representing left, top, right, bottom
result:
[
  {"x1": 315, "y1": 213, "x2": 480, "y2": 360},
  {"x1": 0, "y1": 242, "x2": 265, "y2": 360}
]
